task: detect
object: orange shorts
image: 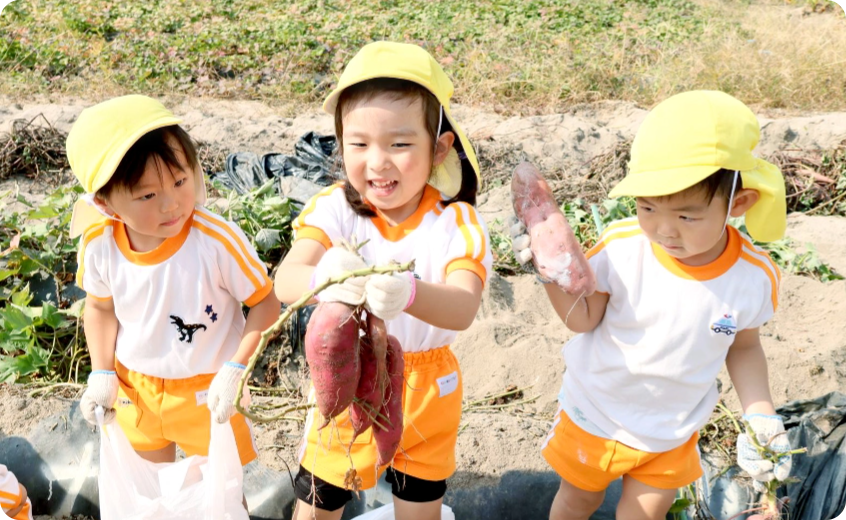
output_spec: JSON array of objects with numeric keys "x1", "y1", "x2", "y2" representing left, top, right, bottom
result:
[
  {"x1": 115, "y1": 361, "x2": 258, "y2": 466},
  {"x1": 0, "y1": 486, "x2": 32, "y2": 520},
  {"x1": 541, "y1": 408, "x2": 703, "y2": 492},
  {"x1": 298, "y1": 346, "x2": 462, "y2": 490}
]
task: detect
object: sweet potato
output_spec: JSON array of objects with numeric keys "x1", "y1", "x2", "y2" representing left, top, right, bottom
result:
[
  {"x1": 511, "y1": 161, "x2": 596, "y2": 296},
  {"x1": 349, "y1": 314, "x2": 388, "y2": 439},
  {"x1": 304, "y1": 301, "x2": 361, "y2": 428},
  {"x1": 374, "y1": 335, "x2": 404, "y2": 466}
]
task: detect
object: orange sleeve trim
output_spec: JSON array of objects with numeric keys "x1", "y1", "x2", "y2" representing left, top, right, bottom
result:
[
  {"x1": 85, "y1": 293, "x2": 113, "y2": 302},
  {"x1": 740, "y1": 251, "x2": 779, "y2": 311},
  {"x1": 294, "y1": 226, "x2": 332, "y2": 251},
  {"x1": 76, "y1": 223, "x2": 109, "y2": 292},
  {"x1": 294, "y1": 184, "x2": 342, "y2": 230},
  {"x1": 194, "y1": 210, "x2": 267, "y2": 278},
  {"x1": 193, "y1": 221, "x2": 264, "y2": 291},
  {"x1": 445, "y1": 258, "x2": 487, "y2": 287},
  {"x1": 586, "y1": 228, "x2": 642, "y2": 260},
  {"x1": 243, "y1": 282, "x2": 274, "y2": 307}
]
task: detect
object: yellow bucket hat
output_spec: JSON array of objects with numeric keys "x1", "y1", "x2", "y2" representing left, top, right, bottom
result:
[
  {"x1": 323, "y1": 41, "x2": 481, "y2": 197},
  {"x1": 66, "y1": 95, "x2": 206, "y2": 238},
  {"x1": 608, "y1": 90, "x2": 786, "y2": 242}
]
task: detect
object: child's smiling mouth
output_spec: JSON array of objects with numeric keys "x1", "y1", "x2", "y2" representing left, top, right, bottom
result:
[{"x1": 368, "y1": 179, "x2": 398, "y2": 196}]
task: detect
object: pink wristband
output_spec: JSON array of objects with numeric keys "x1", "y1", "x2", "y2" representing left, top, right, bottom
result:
[{"x1": 404, "y1": 271, "x2": 417, "y2": 310}]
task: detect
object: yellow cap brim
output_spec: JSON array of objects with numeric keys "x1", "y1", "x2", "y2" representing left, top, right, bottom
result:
[{"x1": 608, "y1": 165, "x2": 720, "y2": 198}]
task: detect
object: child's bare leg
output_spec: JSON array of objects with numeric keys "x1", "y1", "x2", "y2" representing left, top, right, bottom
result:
[
  {"x1": 292, "y1": 499, "x2": 344, "y2": 520},
  {"x1": 615, "y1": 475, "x2": 677, "y2": 520},
  {"x1": 393, "y1": 495, "x2": 443, "y2": 520},
  {"x1": 135, "y1": 442, "x2": 176, "y2": 463},
  {"x1": 549, "y1": 478, "x2": 605, "y2": 520}
]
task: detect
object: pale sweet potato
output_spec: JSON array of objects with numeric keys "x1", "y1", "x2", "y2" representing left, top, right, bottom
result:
[
  {"x1": 304, "y1": 301, "x2": 361, "y2": 428},
  {"x1": 374, "y1": 335, "x2": 404, "y2": 466},
  {"x1": 511, "y1": 161, "x2": 596, "y2": 296}
]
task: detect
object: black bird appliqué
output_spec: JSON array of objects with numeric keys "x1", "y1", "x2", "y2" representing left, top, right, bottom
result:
[{"x1": 169, "y1": 315, "x2": 207, "y2": 343}]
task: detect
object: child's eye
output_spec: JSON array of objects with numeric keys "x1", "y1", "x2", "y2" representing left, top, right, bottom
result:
[
  {"x1": 392, "y1": 142, "x2": 411, "y2": 148},
  {"x1": 680, "y1": 216, "x2": 697, "y2": 222},
  {"x1": 347, "y1": 142, "x2": 366, "y2": 148},
  {"x1": 639, "y1": 206, "x2": 654, "y2": 213},
  {"x1": 139, "y1": 193, "x2": 155, "y2": 201},
  {"x1": 175, "y1": 178, "x2": 187, "y2": 188}
]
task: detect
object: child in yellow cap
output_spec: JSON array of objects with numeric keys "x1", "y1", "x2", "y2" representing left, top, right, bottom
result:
[
  {"x1": 274, "y1": 41, "x2": 491, "y2": 519},
  {"x1": 512, "y1": 90, "x2": 792, "y2": 519},
  {"x1": 0, "y1": 465, "x2": 32, "y2": 520},
  {"x1": 67, "y1": 95, "x2": 280, "y2": 473}
]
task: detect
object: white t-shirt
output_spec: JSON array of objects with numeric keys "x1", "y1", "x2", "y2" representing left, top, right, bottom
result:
[
  {"x1": 0, "y1": 464, "x2": 32, "y2": 519},
  {"x1": 76, "y1": 206, "x2": 273, "y2": 379},
  {"x1": 293, "y1": 184, "x2": 492, "y2": 353},
  {"x1": 562, "y1": 218, "x2": 780, "y2": 452}
]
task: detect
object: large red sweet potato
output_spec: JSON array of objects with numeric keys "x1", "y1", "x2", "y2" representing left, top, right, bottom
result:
[
  {"x1": 374, "y1": 335, "x2": 404, "y2": 466},
  {"x1": 511, "y1": 161, "x2": 596, "y2": 296},
  {"x1": 349, "y1": 315, "x2": 388, "y2": 439},
  {"x1": 304, "y1": 301, "x2": 361, "y2": 428}
]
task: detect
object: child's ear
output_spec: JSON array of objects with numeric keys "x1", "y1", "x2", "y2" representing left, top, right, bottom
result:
[
  {"x1": 93, "y1": 195, "x2": 117, "y2": 217},
  {"x1": 433, "y1": 131, "x2": 456, "y2": 166},
  {"x1": 729, "y1": 188, "x2": 760, "y2": 218}
]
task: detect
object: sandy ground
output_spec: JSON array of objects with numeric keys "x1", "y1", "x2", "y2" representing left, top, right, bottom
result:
[{"x1": 0, "y1": 96, "x2": 844, "y2": 518}]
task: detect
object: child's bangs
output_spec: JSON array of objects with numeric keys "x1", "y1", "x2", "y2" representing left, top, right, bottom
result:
[{"x1": 97, "y1": 126, "x2": 199, "y2": 199}]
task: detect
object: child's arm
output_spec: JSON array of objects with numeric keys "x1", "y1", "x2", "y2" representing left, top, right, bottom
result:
[
  {"x1": 727, "y1": 328, "x2": 792, "y2": 485},
  {"x1": 404, "y1": 270, "x2": 483, "y2": 331},
  {"x1": 274, "y1": 239, "x2": 323, "y2": 304},
  {"x1": 228, "y1": 291, "x2": 282, "y2": 366},
  {"x1": 725, "y1": 327, "x2": 776, "y2": 415},
  {"x1": 83, "y1": 296, "x2": 119, "y2": 370},
  {"x1": 207, "y1": 289, "x2": 281, "y2": 424},
  {"x1": 542, "y1": 284, "x2": 610, "y2": 334},
  {"x1": 79, "y1": 296, "x2": 121, "y2": 426}
]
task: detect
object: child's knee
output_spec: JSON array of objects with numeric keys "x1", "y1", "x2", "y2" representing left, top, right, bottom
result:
[{"x1": 555, "y1": 478, "x2": 605, "y2": 516}]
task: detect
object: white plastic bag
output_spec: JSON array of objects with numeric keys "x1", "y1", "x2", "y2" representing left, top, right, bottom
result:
[
  {"x1": 350, "y1": 503, "x2": 456, "y2": 520},
  {"x1": 96, "y1": 408, "x2": 248, "y2": 520}
]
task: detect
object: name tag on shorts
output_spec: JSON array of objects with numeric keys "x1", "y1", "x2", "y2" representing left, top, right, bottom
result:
[
  {"x1": 437, "y1": 371, "x2": 459, "y2": 398},
  {"x1": 195, "y1": 390, "x2": 209, "y2": 406},
  {"x1": 116, "y1": 397, "x2": 133, "y2": 408}
]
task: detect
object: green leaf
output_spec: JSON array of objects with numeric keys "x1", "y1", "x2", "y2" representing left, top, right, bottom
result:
[
  {"x1": 0, "y1": 268, "x2": 17, "y2": 283},
  {"x1": 0, "y1": 357, "x2": 19, "y2": 384},
  {"x1": 10, "y1": 285, "x2": 32, "y2": 306},
  {"x1": 255, "y1": 228, "x2": 282, "y2": 252},
  {"x1": 42, "y1": 302, "x2": 71, "y2": 329},
  {"x1": 0, "y1": 306, "x2": 32, "y2": 330},
  {"x1": 63, "y1": 298, "x2": 86, "y2": 319},
  {"x1": 668, "y1": 498, "x2": 692, "y2": 513}
]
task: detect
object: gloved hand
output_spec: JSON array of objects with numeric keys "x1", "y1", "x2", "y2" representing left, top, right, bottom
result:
[
  {"x1": 364, "y1": 271, "x2": 416, "y2": 321},
  {"x1": 80, "y1": 370, "x2": 119, "y2": 426},
  {"x1": 508, "y1": 216, "x2": 533, "y2": 266},
  {"x1": 736, "y1": 414, "x2": 792, "y2": 490},
  {"x1": 312, "y1": 246, "x2": 369, "y2": 305},
  {"x1": 208, "y1": 362, "x2": 249, "y2": 424}
]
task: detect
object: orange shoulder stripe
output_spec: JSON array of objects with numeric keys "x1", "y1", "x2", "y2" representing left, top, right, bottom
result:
[
  {"x1": 455, "y1": 202, "x2": 486, "y2": 262},
  {"x1": 740, "y1": 236, "x2": 781, "y2": 284},
  {"x1": 294, "y1": 184, "x2": 342, "y2": 229},
  {"x1": 76, "y1": 222, "x2": 110, "y2": 291},
  {"x1": 739, "y1": 251, "x2": 779, "y2": 311},
  {"x1": 194, "y1": 209, "x2": 267, "y2": 278},
  {"x1": 586, "y1": 226, "x2": 642, "y2": 260},
  {"x1": 192, "y1": 221, "x2": 268, "y2": 291}
]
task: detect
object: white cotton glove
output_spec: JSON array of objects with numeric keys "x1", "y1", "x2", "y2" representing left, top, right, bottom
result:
[
  {"x1": 364, "y1": 271, "x2": 416, "y2": 321},
  {"x1": 80, "y1": 371, "x2": 119, "y2": 426},
  {"x1": 312, "y1": 246, "x2": 369, "y2": 305},
  {"x1": 508, "y1": 216, "x2": 533, "y2": 266},
  {"x1": 736, "y1": 414, "x2": 793, "y2": 490},
  {"x1": 208, "y1": 362, "x2": 248, "y2": 424}
]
